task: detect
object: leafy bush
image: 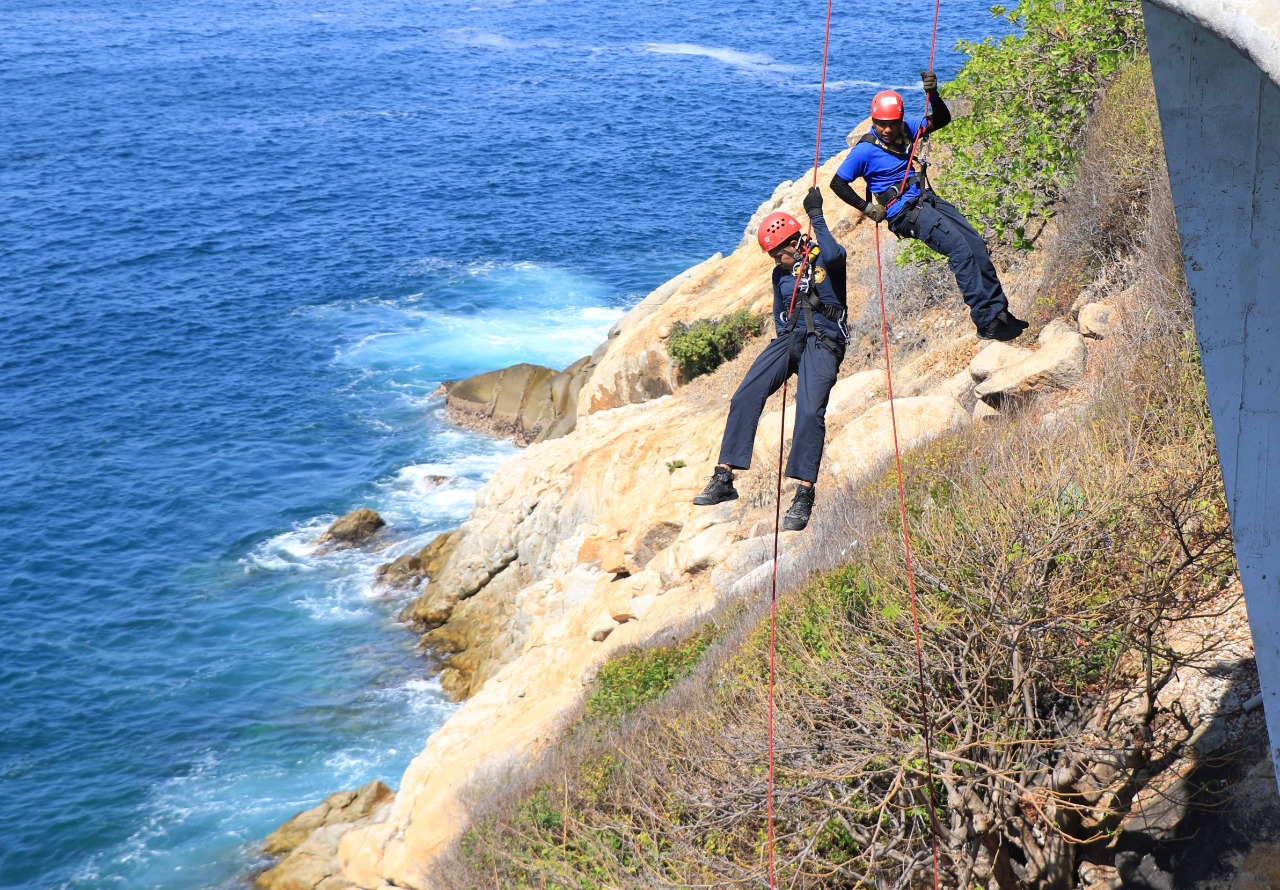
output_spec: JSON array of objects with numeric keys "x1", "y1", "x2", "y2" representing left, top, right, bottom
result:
[
  {"x1": 916, "y1": 0, "x2": 1144, "y2": 254},
  {"x1": 584, "y1": 631, "x2": 713, "y2": 720},
  {"x1": 667, "y1": 310, "x2": 761, "y2": 381}
]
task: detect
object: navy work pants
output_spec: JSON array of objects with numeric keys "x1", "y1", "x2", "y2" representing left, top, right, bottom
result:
[
  {"x1": 717, "y1": 329, "x2": 844, "y2": 484},
  {"x1": 890, "y1": 194, "x2": 1007, "y2": 330}
]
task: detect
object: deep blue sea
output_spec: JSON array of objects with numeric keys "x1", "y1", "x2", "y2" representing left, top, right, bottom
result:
[{"x1": 0, "y1": 1, "x2": 1003, "y2": 886}]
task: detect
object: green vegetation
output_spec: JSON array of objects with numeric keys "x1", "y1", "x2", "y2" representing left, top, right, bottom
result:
[
  {"x1": 667, "y1": 310, "x2": 761, "y2": 380},
  {"x1": 1028, "y1": 54, "x2": 1164, "y2": 322},
  {"x1": 664, "y1": 458, "x2": 686, "y2": 473},
  {"x1": 584, "y1": 631, "x2": 713, "y2": 720},
  {"x1": 921, "y1": 0, "x2": 1145, "y2": 252}
]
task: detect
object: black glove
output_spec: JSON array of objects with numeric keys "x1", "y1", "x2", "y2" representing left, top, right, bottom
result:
[
  {"x1": 863, "y1": 201, "x2": 886, "y2": 223},
  {"x1": 921, "y1": 70, "x2": 938, "y2": 92},
  {"x1": 803, "y1": 186, "x2": 823, "y2": 216}
]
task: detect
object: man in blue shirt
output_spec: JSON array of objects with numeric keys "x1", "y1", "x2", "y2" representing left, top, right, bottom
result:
[
  {"x1": 830, "y1": 72, "x2": 1027, "y2": 342},
  {"x1": 692, "y1": 188, "x2": 847, "y2": 532}
]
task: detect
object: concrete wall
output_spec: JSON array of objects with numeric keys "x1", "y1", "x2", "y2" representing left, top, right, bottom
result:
[{"x1": 1143, "y1": 1, "x2": 1280, "y2": 780}]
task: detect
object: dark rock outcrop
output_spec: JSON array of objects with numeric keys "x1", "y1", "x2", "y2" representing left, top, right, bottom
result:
[
  {"x1": 443, "y1": 354, "x2": 595, "y2": 446},
  {"x1": 316, "y1": 508, "x2": 385, "y2": 550},
  {"x1": 377, "y1": 529, "x2": 462, "y2": 596}
]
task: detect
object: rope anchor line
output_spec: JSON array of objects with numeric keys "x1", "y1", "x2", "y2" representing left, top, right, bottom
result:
[{"x1": 765, "y1": 1, "x2": 945, "y2": 888}]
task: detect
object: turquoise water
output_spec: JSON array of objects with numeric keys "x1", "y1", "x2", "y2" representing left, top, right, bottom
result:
[{"x1": 0, "y1": 1, "x2": 1003, "y2": 886}]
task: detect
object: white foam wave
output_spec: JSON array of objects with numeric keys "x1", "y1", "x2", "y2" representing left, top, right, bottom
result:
[
  {"x1": 581, "y1": 305, "x2": 624, "y2": 321},
  {"x1": 346, "y1": 311, "x2": 613, "y2": 376},
  {"x1": 297, "y1": 580, "x2": 375, "y2": 623},
  {"x1": 334, "y1": 260, "x2": 621, "y2": 373},
  {"x1": 243, "y1": 522, "x2": 329, "y2": 572},
  {"x1": 373, "y1": 676, "x2": 457, "y2": 724},
  {"x1": 643, "y1": 42, "x2": 780, "y2": 70},
  {"x1": 367, "y1": 459, "x2": 500, "y2": 536},
  {"x1": 818, "y1": 78, "x2": 890, "y2": 91},
  {"x1": 442, "y1": 28, "x2": 519, "y2": 50}
]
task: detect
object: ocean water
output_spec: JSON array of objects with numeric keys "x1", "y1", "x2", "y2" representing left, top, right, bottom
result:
[{"x1": 0, "y1": 1, "x2": 1004, "y2": 887}]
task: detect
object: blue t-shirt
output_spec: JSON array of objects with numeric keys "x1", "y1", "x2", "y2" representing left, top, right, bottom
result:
[{"x1": 834, "y1": 118, "x2": 928, "y2": 219}]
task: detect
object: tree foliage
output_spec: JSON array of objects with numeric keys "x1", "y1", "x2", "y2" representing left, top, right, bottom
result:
[{"x1": 926, "y1": 0, "x2": 1145, "y2": 251}]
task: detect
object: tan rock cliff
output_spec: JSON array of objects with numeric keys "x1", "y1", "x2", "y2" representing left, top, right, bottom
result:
[{"x1": 263, "y1": 138, "x2": 1062, "y2": 889}]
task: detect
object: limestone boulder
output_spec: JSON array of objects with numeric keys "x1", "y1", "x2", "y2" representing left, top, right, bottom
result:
[
  {"x1": 973, "y1": 400, "x2": 1001, "y2": 422},
  {"x1": 1078, "y1": 301, "x2": 1117, "y2": 339},
  {"x1": 973, "y1": 320, "x2": 1088, "y2": 407},
  {"x1": 969, "y1": 341, "x2": 1033, "y2": 382},
  {"x1": 824, "y1": 396, "x2": 972, "y2": 484},
  {"x1": 263, "y1": 781, "x2": 395, "y2": 857},
  {"x1": 534, "y1": 354, "x2": 598, "y2": 443},
  {"x1": 316, "y1": 508, "x2": 385, "y2": 550},
  {"x1": 256, "y1": 781, "x2": 394, "y2": 890},
  {"x1": 928, "y1": 366, "x2": 978, "y2": 403}
]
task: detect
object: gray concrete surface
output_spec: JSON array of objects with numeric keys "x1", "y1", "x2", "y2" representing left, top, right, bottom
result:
[{"x1": 1143, "y1": 0, "x2": 1280, "y2": 786}]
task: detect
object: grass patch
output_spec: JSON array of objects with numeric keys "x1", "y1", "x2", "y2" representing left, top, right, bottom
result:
[{"x1": 584, "y1": 630, "x2": 715, "y2": 721}]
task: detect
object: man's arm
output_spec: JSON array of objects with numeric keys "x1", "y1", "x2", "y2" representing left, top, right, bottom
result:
[
  {"x1": 803, "y1": 188, "x2": 846, "y2": 262},
  {"x1": 828, "y1": 175, "x2": 867, "y2": 213},
  {"x1": 921, "y1": 70, "x2": 951, "y2": 134}
]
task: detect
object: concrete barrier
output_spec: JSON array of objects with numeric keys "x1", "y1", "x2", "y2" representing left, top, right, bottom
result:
[{"x1": 1145, "y1": 0, "x2": 1280, "y2": 785}]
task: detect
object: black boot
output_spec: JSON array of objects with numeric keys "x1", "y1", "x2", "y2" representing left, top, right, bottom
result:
[
  {"x1": 693, "y1": 466, "x2": 738, "y2": 506},
  {"x1": 977, "y1": 309, "x2": 1028, "y2": 342},
  {"x1": 782, "y1": 484, "x2": 815, "y2": 531}
]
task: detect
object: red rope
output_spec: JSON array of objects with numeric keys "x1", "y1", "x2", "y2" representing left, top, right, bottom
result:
[
  {"x1": 768, "y1": 1, "x2": 834, "y2": 887},
  {"x1": 871, "y1": 1, "x2": 946, "y2": 885},
  {"x1": 768, "y1": 2, "x2": 948, "y2": 886},
  {"x1": 889, "y1": 0, "x2": 945, "y2": 211},
  {"x1": 873, "y1": 227, "x2": 942, "y2": 889}
]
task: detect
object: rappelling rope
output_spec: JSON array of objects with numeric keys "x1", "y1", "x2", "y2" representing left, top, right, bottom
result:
[
  {"x1": 868, "y1": 0, "x2": 946, "y2": 887},
  {"x1": 769, "y1": 2, "x2": 948, "y2": 887},
  {"x1": 767, "y1": 0, "x2": 834, "y2": 887}
]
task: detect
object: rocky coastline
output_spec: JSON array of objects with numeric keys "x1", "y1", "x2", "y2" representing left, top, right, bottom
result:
[{"x1": 252, "y1": 128, "x2": 1271, "y2": 889}]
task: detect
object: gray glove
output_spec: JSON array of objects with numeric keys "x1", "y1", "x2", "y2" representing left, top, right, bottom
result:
[
  {"x1": 921, "y1": 70, "x2": 938, "y2": 92},
  {"x1": 863, "y1": 201, "x2": 886, "y2": 223}
]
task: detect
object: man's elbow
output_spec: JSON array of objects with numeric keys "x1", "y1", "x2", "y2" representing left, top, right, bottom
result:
[{"x1": 829, "y1": 175, "x2": 857, "y2": 205}]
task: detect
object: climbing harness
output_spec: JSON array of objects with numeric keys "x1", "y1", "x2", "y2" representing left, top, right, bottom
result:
[
  {"x1": 778, "y1": 239, "x2": 848, "y2": 337},
  {"x1": 764, "y1": 1, "x2": 945, "y2": 888},
  {"x1": 858, "y1": 133, "x2": 932, "y2": 203}
]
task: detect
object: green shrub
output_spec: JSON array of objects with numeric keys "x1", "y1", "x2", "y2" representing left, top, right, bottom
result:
[
  {"x1": 667, "y1": 310, "x2": 761, "y2": 381},
  {"x1": 584, "y1": 632, "x2": 713, "y2": 720},
  {"x1": 909, "y1": 0, "x2": 1144, "y2": 257}
]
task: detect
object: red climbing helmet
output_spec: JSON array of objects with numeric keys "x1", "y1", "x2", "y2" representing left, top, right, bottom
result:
[
  {"x1": 870, "y1": 89, "x2": 905, "y2": 121},
  {"x1": 757, "y1": 211, "x2": 802, "y2": 252}
]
